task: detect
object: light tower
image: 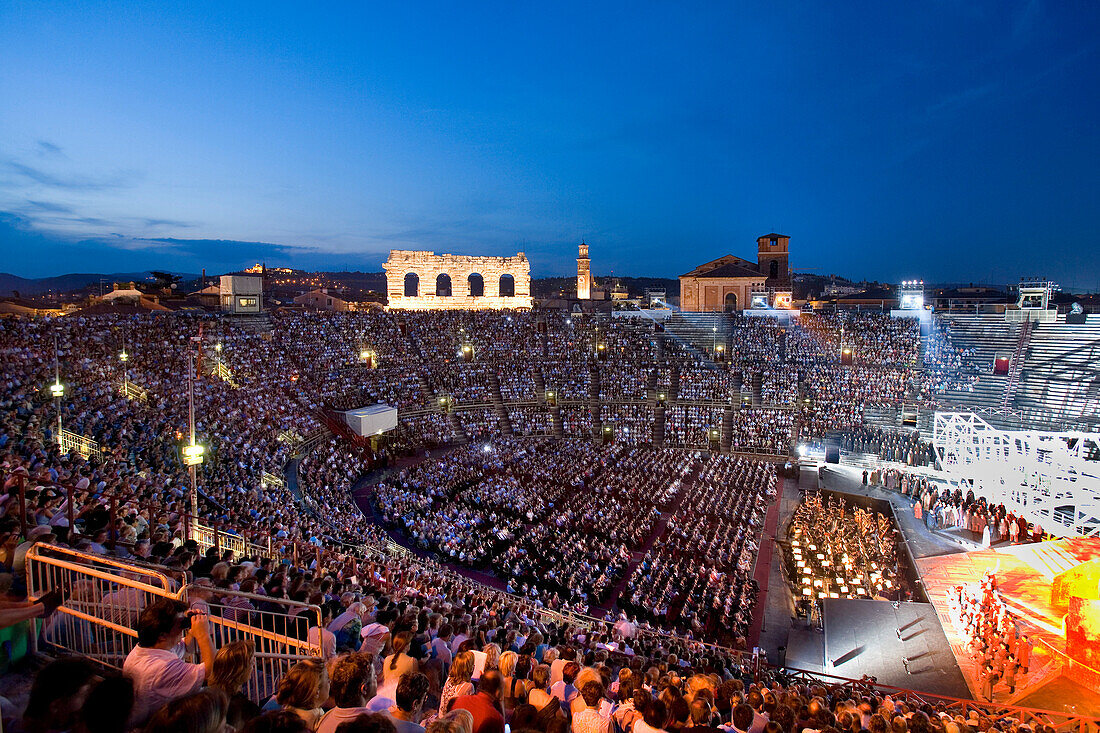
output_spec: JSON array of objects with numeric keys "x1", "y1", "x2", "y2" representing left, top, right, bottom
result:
[{"x1": 577, "y1": 242, "x2": 591, "y2": 300}]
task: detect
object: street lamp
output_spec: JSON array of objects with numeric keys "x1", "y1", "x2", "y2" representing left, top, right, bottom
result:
[
  {"x1": 50, "y1": 333, "x2": 64, "y2": 445},
  {"x1": 185, "y1": 349, "x2": 202, "y2": 531},
  {"x1": 119, "y1": 332, "x2": 129, "y2": 390}
]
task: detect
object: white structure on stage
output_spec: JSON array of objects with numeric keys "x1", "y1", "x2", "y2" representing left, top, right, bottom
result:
[
  {"x1": 932, "y1": 411, "x2": 1100, "y2": 537},
  {"x1": 344, "y1": 404, "x2": 398, "y2": 437}
]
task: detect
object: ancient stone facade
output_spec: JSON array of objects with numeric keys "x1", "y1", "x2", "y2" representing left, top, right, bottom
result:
[{"x1": 383, "y1": 250, "x2": 532, "y2": 310}]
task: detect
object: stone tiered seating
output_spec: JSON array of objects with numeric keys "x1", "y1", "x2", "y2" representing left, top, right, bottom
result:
[
  {"x1": 1013, "y1": 316, "x2": 1100, "y2": 425},
  {"x1": 934, "y1": 314, "x2": 1022, "y2": 410}
]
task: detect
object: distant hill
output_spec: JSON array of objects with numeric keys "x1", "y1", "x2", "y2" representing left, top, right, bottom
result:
[
  {"x1": 533, "y1": 275, "x2": 679, "y2": 298},
  {"x1": 0, "y1": 271, "x2": 199, "y2": 297}
]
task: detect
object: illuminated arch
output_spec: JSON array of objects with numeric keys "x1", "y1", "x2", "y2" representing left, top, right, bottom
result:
[{"x1": 467, "y1": 272, "x2": 484, "y2": 297}]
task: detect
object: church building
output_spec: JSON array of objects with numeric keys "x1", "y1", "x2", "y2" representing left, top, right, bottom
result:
[{"x1": 679, "y1": 234, "x2": 792, "y2": 312}]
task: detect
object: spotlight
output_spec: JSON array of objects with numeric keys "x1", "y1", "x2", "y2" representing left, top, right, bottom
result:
[
  {"x1": 797, "y1": 444, "x2": 808, "y2": 457},
  {"x1": 482, "y1": 443, "x2": 492, "y2": 453}
]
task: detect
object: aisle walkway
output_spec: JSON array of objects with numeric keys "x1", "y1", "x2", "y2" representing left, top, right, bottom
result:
[
  {"x1": 596, "y1": 475, "x2": 693, "y2": 614},
  {"x1": 745, "y1": 478, "x2": 784, "y2": 648}
]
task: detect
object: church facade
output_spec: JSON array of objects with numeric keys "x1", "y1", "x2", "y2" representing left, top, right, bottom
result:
[{"x1": 679, "y1": 234, "x2": 792, "y2": 312}]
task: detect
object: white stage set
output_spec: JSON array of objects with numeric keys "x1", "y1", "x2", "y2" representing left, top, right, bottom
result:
[{"x1": 933, "y1": 411, "x2": 1100, "y2": 538}]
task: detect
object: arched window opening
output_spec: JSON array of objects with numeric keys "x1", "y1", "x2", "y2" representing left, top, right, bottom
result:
[
  {"x1": 769, "y1": 260, "x2": 779, "y2": 279},
  {"x1": 404, "y1": 273, "x2": 419, "y2": 297},
  {"x1": 499, "y1": 274, "x2": 515, "y2": 297},
  {"x1": 724, "y1": 292, "x2": 738, "y2": 312},
  {"x1": 467, "y1": 273, "x2": 484, "y2": 297},
  {"x1": 436, "y1": 273, "x2": 452, "y2": 297}
]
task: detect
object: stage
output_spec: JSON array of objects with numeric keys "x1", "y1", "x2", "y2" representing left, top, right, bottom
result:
[
  {"x1": 917, "y1": 538, "x2": 1100, "y2": 714},
  {"x1": 795, "y1": 463, "x2": 1100, "y2": 713},
  {"x1": 784, "y1": 599, "x2": 970, "y2": 698}
]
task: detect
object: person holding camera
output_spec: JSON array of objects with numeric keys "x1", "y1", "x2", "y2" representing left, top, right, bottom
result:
[{"x1": 123, "y1": 598, "x2": 217, "y2": 726}]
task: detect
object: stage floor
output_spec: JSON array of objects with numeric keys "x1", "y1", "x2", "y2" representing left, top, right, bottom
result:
[
  {"x1": 821, "y1": 599, "x2": 970, "y2": 698},
  {"x1": 916, "y1": 538, "x2": 1100, "y2": 714}
]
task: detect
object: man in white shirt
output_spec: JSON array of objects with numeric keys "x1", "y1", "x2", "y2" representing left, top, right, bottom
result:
[{"x1": 123, "y1": 598, "x2": 215, "y2": 726}]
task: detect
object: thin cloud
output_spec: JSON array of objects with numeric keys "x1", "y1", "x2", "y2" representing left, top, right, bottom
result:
[
  {"x1": 25, "y1": 199, "x2": 74, "y2": 214},
  {"x1": 141, "y1": 217, "x2": 196, "y2": 228},
  {"x1": 36, "y1": 140, "x2": 65, "y2": 157},
  {"x1": 8, "y1": 161, "x2": 136, "y2": 191}
]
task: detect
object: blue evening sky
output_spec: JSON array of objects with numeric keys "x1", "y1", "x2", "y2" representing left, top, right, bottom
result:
[{"x1": 1, "y1": 1, "x2": 1098, "y2": 285}]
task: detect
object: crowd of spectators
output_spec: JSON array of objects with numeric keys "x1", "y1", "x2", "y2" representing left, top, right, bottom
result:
[
  {"x1": 0, "y1": 306, "x2": 1074, "y2": 729},
  {"x1": 371, "y1": 440, "x2": 769, "y2": 621},
  {"x1": 623, "y1": 456, "x2": 774, "y2": 643}
]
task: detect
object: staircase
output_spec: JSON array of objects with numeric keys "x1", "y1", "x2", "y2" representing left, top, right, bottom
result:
[
  {"x1": 488, "y1": 372, "x2": 513, "y2": 436},
  {"x1": 532, "y1": 365, "x2": 546, "y2": 396},
  {"x1": 550, "y1": 405, "x2": 564, "y2": 438},
  {"x1": 663, "y1": 312, "x2": 729, "y2": 356},
  {"x1": 1001, "y1": 319, "x2": 1033, "y2": 410},
  {"x1": 447, "y1": 411, "x2": 469, "y2": 445},
  {"x1": 652, "y1": 405, "x2": 666, "y2": 447},
  {"x1": 589, "y1": 364, "x2": 602, "y2": 440},
  {"x1": 416, "y1": 374, "x2": 435, "y2": 406},
  {"x1": 720, "y1": 406, "x2": 734, "y2": 453}
]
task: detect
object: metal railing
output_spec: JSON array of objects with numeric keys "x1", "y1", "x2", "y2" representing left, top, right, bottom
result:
[
  {"x1": 777, "y1": 665, "x2": 1099, "y2": 732},
  {"x1": 118, "y1": 380, "x2": 149, "y2": 401},
  {"x1": 200, "y1": 586, "x2": 322, "y2": 702},
  {"x1": 188, "y1": 519, "x2": 281, "y2": 561},
  {"x1": 29, "y1": 544, "x2": 175, "y2": 668},
  {"x1": 26, "y1": 543, "x2": 322, "y2": 704},
  {"x1": 58, "y1": 429, "x2": 99, "y2": 458},
  {"x1": 260, "y1": 471, "x2": 286, "y2": 489}
]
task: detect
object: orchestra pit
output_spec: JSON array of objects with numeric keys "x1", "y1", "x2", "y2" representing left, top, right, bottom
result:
[{"x1": 0, "y1": 300, "x2": 1098, "y2": 731}]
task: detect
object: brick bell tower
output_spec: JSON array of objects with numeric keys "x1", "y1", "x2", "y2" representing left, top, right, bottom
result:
[
  {"x1": 757, "y1": 233, "x2": 790, "y2": 284},
  {"x1": 577, "y1": 242, "x2": 591, "y2": 300}
]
